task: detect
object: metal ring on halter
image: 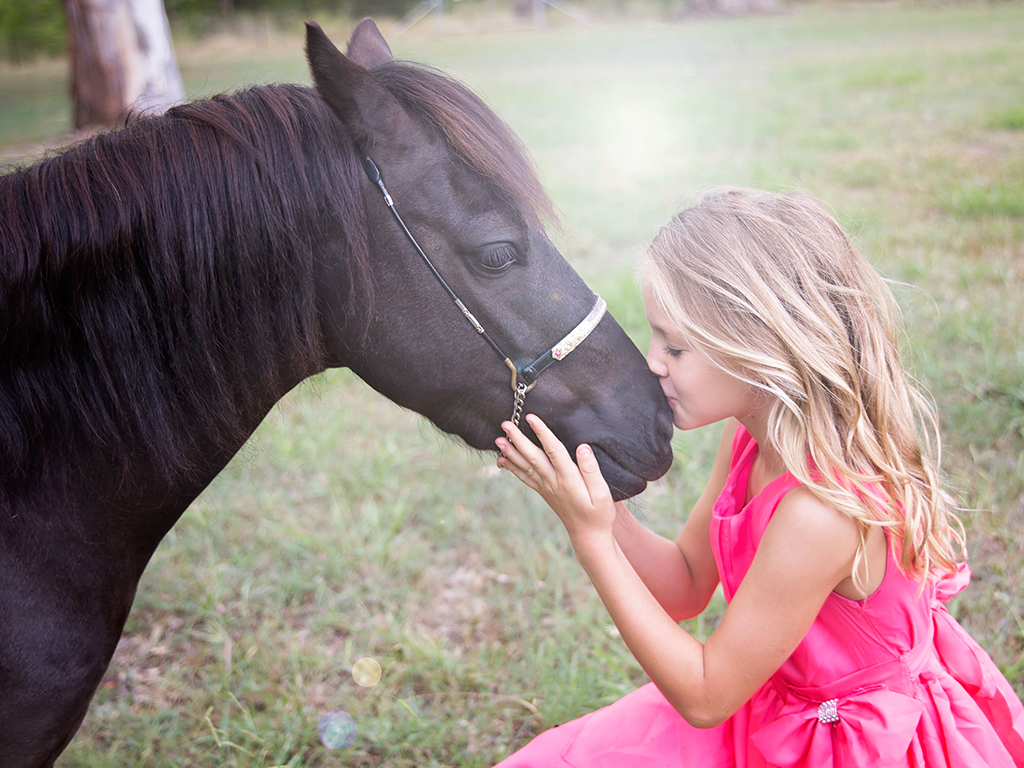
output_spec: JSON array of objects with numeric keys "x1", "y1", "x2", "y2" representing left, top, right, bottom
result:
[{"x1": 359, "y1": 151, "x2": 607, "y2": 426}]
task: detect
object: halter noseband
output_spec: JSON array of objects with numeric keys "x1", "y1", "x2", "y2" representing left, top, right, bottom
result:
[{"x1": 360, "y1": 152, "x2": 606, "y2": 427}]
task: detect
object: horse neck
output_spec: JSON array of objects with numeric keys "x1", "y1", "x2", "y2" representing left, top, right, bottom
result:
[{"x1": 0, "y1": 88, "x2": 366, "y2": 553}]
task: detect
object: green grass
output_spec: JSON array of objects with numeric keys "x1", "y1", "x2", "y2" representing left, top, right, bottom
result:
[
  {"x1": 942, "y1": 183, "x2": 1024, "y2": 218},
  {"x1": 2, "y1": 3, "x2": 1023, "y2": 765},
  {"x1": 988, "y1": 104, "x2": 1024, "y2": 131}
]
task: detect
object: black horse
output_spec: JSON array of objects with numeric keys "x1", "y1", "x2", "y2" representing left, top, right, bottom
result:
[{"x1": 0, "y1": 20, "x2": 673, "y2": 766}]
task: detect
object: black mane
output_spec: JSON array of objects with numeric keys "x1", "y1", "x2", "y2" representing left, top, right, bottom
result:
[
  {"x1": 0, "y1": 64, "x2": 553, "y2": 498},
  {"x1": 0, "y1": 84, "x2": 366, "y2": 494}
]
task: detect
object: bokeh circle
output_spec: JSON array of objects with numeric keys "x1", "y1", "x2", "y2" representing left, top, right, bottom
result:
[
  {"x1": 352, "y1": 657, "x2": 382, "y2": 688},
  {"x1": 318, "y1": 710, "x2": 358, "y2": 750}
]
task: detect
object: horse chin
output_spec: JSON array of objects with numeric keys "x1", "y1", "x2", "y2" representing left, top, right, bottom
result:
[
  {"x1": 461, "y1": 414, "x2": 663, "y2": 502},
  {"x1": 589, "y1": 445, "x2": 649, "y2": 502}
]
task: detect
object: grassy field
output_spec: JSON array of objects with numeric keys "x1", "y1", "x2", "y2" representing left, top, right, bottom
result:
[{"x1": 2, "y1": 3, "x2": 1023, "y2": 765}]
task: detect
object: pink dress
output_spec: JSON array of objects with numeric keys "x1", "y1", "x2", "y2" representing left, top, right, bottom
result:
[{"x1": 495, "y1": 426, "x2": 1024, "y2": 767}]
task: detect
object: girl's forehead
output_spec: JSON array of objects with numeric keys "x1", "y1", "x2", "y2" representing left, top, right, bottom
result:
[
  {"x1": 640, "y1": 282, "x2": 667, "y2": 321},
  {"x1": 641, "y1": 281, "x2": 676, "y2": 319},
  {"x1": 642, "y1": 289, "x2": 692, "y2": 342},
  {"x1": 640, "y1": 279, "x2": 666, "y2": 308},
  {"x1": 642, "y1": 282, "x2": 713, "y2": 350}
]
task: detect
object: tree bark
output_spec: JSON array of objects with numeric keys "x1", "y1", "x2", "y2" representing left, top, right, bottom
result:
[{"x1": 65, "y1": 0, "x2": 185, "y2": 131}]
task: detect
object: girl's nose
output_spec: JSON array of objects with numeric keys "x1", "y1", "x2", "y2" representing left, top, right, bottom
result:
[{"x1": 646, "y1": 346, "x2": 667, "y2": 377}]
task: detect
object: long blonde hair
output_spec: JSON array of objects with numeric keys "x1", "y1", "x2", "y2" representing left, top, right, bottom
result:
[{"x1": 641, "y1": 188, "x2": 963, "y2": 589}]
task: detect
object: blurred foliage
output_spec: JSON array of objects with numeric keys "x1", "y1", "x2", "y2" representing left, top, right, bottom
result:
[
  {"x1": 0, "y1": 0, "x2": 415, "y2": 64},
  {"x1": 163, "y1": 0, "x2": 418, "y2": 24},
  {"x1": 0, "y1": 0, "x2": 66, "y2": 63}
]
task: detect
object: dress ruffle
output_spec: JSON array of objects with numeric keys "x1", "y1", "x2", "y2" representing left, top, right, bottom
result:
[
  {"x1": 929, "y1": 564, "x2": 1024, "y2": 766},
  {"x1": 750, "y1": 686, "x2": 924, "y2": 768}
]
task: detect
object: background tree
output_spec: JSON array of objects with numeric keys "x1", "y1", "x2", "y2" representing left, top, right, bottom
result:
[{"x1": 65, "y1": 0, "x2": 184, "y2": 130}]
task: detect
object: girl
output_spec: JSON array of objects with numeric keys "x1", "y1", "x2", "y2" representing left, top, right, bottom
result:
[{"x1": 494, "y1": 188, "x2": 1024, "y2": 767}]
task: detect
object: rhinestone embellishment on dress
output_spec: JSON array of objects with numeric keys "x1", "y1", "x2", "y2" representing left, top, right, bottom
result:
[{"x1": 817, "y1": 698, "x2": 840, "y2": 724}]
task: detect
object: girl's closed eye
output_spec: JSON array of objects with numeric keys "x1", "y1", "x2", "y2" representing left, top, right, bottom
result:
[{"x1": 664, "y1": 346, "x2": 686, "y2": 358}]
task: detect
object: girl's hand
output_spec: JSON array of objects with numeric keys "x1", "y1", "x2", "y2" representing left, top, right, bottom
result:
[{"x1": 495, "y1": 413, "x2": 617, "y2": 548}]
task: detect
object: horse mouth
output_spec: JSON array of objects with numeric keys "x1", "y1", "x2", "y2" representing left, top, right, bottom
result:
[{"x1": 590, "y1": 444, "x2": 652, "y2": 502}]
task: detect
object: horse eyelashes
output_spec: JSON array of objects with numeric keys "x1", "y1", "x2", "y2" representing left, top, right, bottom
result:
[{"x1": 477, "y1": 244, "x2": 517, "y2": 272}]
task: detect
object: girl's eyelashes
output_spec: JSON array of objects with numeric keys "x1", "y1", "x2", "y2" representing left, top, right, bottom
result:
[{"x1": 664, "y1": 346, "x2": 686, "y2": 358}]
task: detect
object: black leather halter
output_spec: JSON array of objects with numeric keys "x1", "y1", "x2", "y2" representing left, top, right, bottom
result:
[{"x1": 360, "y1": 153, "x2": 606, "y2": 426}]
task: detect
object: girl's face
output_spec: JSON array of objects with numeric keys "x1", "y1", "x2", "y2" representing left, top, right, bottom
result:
[{"x1": 643, "y1": 283, "x2": 761, "y2": 432}]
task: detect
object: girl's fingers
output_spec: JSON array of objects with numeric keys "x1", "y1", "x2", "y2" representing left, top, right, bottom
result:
[
  {"x1": 496, "y1": 421, "x2": 546, "y2": 483},
  {"x1": 499, "y1": 415, "x2": 583, "y2": 480},
  {"x1": 519, "y1": 415, "x2": 612, "y2": 507},
  {"x1": 498, "y1": 420, "x2": 534, "y2": 464},
  {"x1": 575, "y1": 443, "x2": 613, "y2": 507},
  {"x1": 501, "y1": 419, "x2": 552, "y2": 466},
  {"x1": 497, "y1": 416, "x2": 615, "y2": 539},
  {"x1": 496, "y1": 449, "x2": 537, "y2": 490},
  {"x1": 497, "y1": 417, "x2": 568, "y2": 486},
  {"x1": 523, "y1": 414, "x2": 574, "y2": 469}
]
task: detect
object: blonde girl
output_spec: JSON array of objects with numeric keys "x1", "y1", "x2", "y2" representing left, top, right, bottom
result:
[{"x1": 493, "y1": 188, "x2": 1024, "y2": 767}]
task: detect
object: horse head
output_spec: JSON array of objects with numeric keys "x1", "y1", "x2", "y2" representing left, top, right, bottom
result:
[{"x1": 306, "y1": 20, "x2": 673, "y2": 499}]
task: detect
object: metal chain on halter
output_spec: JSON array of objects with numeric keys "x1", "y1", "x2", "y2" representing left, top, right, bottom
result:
[{"x1": 510, "y1": 382, "x2": 529, "y2": 427}]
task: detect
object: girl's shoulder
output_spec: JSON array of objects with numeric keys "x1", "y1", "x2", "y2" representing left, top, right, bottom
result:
[{"x1": 771, "y1": 485, "x2": 862, "y2": 552}]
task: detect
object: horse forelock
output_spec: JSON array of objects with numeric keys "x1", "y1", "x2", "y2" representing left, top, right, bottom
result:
[
  {"x1": 0, "y1": 84, "x2": 371, "y2": 495},
  {"x1": 374, "y1": 62, "x2": 557, "y2": 227}
]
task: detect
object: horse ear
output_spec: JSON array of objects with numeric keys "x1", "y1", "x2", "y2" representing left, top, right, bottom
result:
[
  {"x1": 346, "y1": 18, "x2": 394, "y2": 70},
  {"x1": 305, "y1": 21, "x2": 404, "y2": 147}
]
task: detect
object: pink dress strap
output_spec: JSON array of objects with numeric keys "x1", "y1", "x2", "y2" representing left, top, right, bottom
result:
[{"x1": 709, "y1": 425, "x2": 801, "y2": 602}]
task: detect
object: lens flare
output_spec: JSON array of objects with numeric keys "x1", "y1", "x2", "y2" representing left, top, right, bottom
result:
[
  {"x1": 318, "y1": 710, "x2": 357, "y2": 750},
  {"x1": 352, "y1": 657, "x2": 382, "y2": 687}
]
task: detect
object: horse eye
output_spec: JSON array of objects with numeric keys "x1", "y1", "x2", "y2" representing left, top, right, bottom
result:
[{"x1": 477, "y1": 244, "x2": 517, "y2": 272}]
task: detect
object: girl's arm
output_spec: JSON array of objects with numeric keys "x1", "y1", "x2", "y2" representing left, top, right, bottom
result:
[
  {"x1": 496, "y1": 413, "x2": 861, "y2": 728},
  {"x1": 611, "y1": 421, "x2": 737, "y2": 621}
]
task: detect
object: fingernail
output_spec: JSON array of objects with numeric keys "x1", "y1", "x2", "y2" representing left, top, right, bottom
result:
[{"x1": 578, "y1": 445, "x2": 592, "y2": 458}]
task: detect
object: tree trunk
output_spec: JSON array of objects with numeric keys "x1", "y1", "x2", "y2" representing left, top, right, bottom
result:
[{"x1": 65, "y1": 0, "x2": 185, "y2": 131}]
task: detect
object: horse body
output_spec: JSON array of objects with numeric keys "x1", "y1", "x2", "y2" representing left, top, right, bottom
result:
[
  {"x1": 0, "y1": 21, "x2": 673, "y2": 766},
  {"x1": 0, "y1": 85, "x2": 341, "y2": 764}
]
